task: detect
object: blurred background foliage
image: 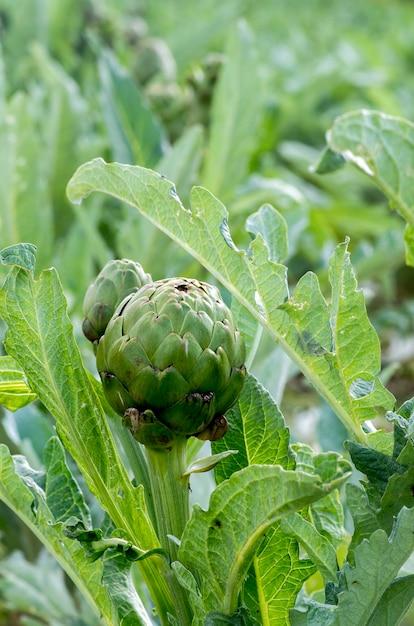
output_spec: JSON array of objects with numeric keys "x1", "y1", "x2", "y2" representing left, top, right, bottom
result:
[{"x1": 1, "y1": 0, "x2": 414, "y2": 623}]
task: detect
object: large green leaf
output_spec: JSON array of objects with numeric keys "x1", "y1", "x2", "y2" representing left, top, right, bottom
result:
[
  {"x1": 315, "y1": 110, "x2": 414, "y2": 264},
  {"x1": 0, "y1": 265, "x2": 173, "y2": 620},
  {"x1": 212, "y1": 373, "x2": 294, "y2": 483},
  {"x1": 179, "y1": 460, "x2": 351, "y2": 617},
  {"x1": 0, "y1": 439, "x2": 152, "y2": 626},
  {"x1": 213, "y1": 375, "x2": 320, "y2": 624},
  {"x1": 67, "y1": 160, "x2": 394, "y2": 445}
]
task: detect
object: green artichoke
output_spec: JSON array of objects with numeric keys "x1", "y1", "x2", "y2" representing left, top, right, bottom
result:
[
  {"x1": 82, "y1": 259, "x2": 151, "y2": 344},
  {"x1": 96, "y1": 277, "x2": 246, "y2": 449}
]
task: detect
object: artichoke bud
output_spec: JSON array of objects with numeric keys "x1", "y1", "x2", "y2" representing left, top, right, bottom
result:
[
  {"x1": 96, "y1": 277, "x2": 246, "y2": 444},
  {"x1": 82, "y1": 259, "x2": 151, "y2": 344},
  {"x1": 123, "y1": 408, "x2": 175, "y2": 450}
]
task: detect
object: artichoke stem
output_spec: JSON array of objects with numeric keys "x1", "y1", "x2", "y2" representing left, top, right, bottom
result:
[{"x1": 145, "y1": 437, "x2": 193, "y2": 625}]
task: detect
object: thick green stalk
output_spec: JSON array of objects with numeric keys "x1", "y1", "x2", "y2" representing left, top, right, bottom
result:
[
  {"x1": 113, "y1": 421, "x2": 156, "y2": 524},
  {"x1": 145, "y1": 437, "x2": 193, "y2": 626}
]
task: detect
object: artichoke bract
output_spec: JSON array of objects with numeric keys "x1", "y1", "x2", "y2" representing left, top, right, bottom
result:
[
  {"x1": 96, "y1": 277, "x2": 246, "y2": 449},
  {"x1": 82, "y1": 259, "x2": 151, "y2": 344}
]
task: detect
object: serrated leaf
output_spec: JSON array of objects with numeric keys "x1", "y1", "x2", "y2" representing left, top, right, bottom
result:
[
  {"x1": 0, "y1": 355, "x2": 37, "y2": 411},
  {"x1": 379, "y1": 466, "x2": 414, "y2": 533},
  {"x1": 345, "y1": 483, "x2": 382, "y2": 566},
  {"x1": 63, "y1": 516, "x2": 166, "y2": 564},
  {"x1": 316, "y1": 109, "x2": 414, "y2": 263},
  {"x1": 0, "y1": 443, "x2": 152, "y2": 626},
  {"x1": 336, "y1": 507, "x2": 414, "y2": 624},
  {"x1": 299, "y1": 507, "x2": 414, "y2": 625},
  {"x1": 387, "y1": 397, "x2": 414, "y2": 442},
  {"x1": 346, "y1": 441, "x2": 400, "y2": 492},
  {"x1": 171, "y1": 561, "x2": 205, "y2": 624},
  {"x1": 0, "y1": 265, "x2": 173, "y2": 617},
  {"x1": 66, "y1": 160, "x2": 394, "y2": 444},
  {"x1": 212, "y1": 373, "x2": 294, "y2": 483},
  {"x1": 292, "y1": 443, "x2": 347, "y2": 549},
  {"x1": 179, "y1": 462, "x2": 351, "y2": 616},
  {"x1": 101, "y1": 552, "x2": 155, "y2": 626},
  {"x1": 42, "y1": 436, "x2": 91, "y2": 525},
  {"x1": 346, "y1": 433, "x2": 414, "y2": 532},
  {"x1": 328, "y1": 241, "x2": 393, "y2": 424},
  {"x1": 310, "y1": 489, "x2": 346, "y2": 548},
  {"x1": 279, "y1": 270, "x2": 332, "y2": 356}
]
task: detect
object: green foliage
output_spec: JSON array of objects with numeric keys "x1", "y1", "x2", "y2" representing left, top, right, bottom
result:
[
  {"x1": 2, "y1": 1, "x2": 414, "y2": 624},
  {"x1": 67, "y1": 159, "x2": 395, "y2": 446},
  {"x1": 0, "y1": 439, "x2": 152, "y2": 625}
]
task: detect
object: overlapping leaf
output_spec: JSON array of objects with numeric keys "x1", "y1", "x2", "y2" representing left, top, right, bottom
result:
[
  {"x1": 179, "y1": 461, "x2": 351, "y2": 617},
  {"x1": 291, "y1": 507, "x2": 414, "y2": 625}
]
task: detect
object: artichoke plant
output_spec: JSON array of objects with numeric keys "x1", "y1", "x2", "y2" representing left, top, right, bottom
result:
[
  {"x1": 82, "y1": 259, "x2": 151, "y2": 345},
  {"x1": 96, "y1": 277, "x2": 246, "y2": 449}
]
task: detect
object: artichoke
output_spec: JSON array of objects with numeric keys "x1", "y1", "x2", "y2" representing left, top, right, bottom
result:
[
  {"x1": 96, "y1": 277, "x2": 246, "y2": 449},
  {"x1": 82, "y1": 259, "x2": 151, "y2": 344}
]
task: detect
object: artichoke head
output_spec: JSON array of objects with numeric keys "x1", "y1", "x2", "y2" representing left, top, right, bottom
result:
[
  {"x1": 96, "y1": 277, "x2": 246, "y2": 448},
  {"x1": 82, "y1": 259, "x2": 151, "y2": 344}
]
